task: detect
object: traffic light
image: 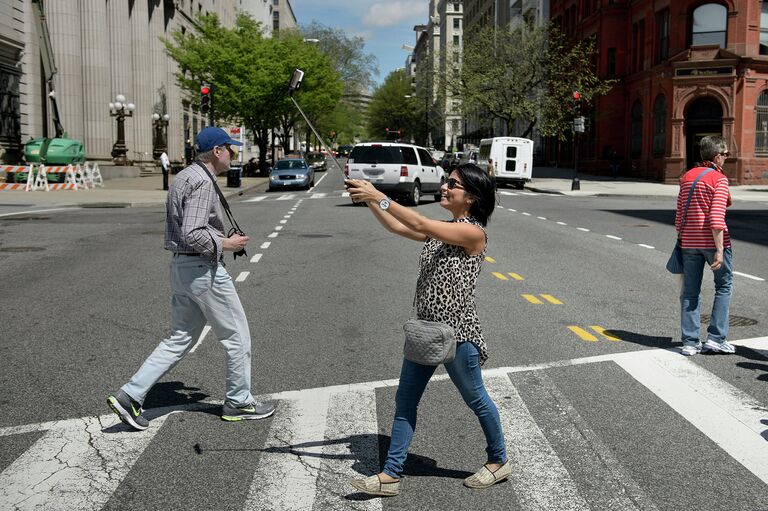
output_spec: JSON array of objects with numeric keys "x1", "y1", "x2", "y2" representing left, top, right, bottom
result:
[
  {"x1": 200, "y1": 83, "x2": 212, "y2": 114},
  {"x1": 572, "y1": 91, "x2": 582, "y2": 116}
]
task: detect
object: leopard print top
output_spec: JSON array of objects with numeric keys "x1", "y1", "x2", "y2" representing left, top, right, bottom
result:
[{"x1": 415, "y1": 216, "x2": 488, "y2": 364}]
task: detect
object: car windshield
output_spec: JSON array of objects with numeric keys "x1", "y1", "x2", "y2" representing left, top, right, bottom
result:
[
  {"x1": 305, "y1": 153, "x2": 324, "y2": 162},
  {"x1": 276, "y1": 160, "x2": 306, "y2": 170},
  {"x1": 349, "y1": 145, "x2": 404, "y2": 164}
]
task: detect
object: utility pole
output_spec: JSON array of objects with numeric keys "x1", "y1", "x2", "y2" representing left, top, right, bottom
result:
[{"x1": 571, "y1": 91, "x2": 584, "y2": 191}]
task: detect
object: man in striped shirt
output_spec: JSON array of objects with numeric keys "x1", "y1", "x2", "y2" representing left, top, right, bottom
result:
[
  {"x1": 107, "y1": 127, "x2": 275, "y2": 430},
  {"x1": 676, "y1": 135, "x2": 735, "y2": 356}
]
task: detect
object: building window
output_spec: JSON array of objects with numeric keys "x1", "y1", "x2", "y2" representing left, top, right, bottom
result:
[
  {"x1": 761, "y1": 2, "x2": 768, "y2": 55},
  {"x1": 756, "y1": 91, "x2": 768, "y2": 155},
  {"x1": 453, "y1": 35, "x2": 460, "y2": 45},
  {"x1": 652, "y1": 95, "x2": 666, "y2": 156},
  {"x1": 607, "y1": 48, "x2": 616, "y2": 77},
  {"x1": 691, "y1": 3, "x2": 727, "y2": 48},
  {"x1": 454, "y1": 3, "x2": 460, "y2": 12},
  {"x1": 656, "y1": 9, "x2": 670, "y2": 62},
  {"x1": 630, "y1": 100, "x2": 643, "y2": 158},
  {"x1": 273, "y1": 11, "x2": 279, "y2": 31},
  {"x1": 453, "y1": 18, "x2": 460, "y2": 29}
]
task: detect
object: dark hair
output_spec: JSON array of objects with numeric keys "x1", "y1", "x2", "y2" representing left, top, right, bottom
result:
[{"x1": 453, "y1": 163, "x2": 496, "y2": 226}]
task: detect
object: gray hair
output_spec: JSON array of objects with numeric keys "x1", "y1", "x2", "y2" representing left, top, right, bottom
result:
[
  {"x1": 196, "y1": 148, "x2": 216, "y2": 162},
  {"x1": 699, "y1": 136, "x2": 727, "y2": 161}
]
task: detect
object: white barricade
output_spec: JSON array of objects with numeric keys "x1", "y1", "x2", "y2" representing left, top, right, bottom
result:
[
  {"x1": 86, "y1": 162, "x2": 104, "y2": 188},
  {"x1": 0, "y1": 164, "x2": 36, "y2": 191},
  {"x1": 37, "y1": 164, "x2": 78, "y2": 191},
  {"x1": 74, "y1": 163, "x2": 92, "y2": 189}
]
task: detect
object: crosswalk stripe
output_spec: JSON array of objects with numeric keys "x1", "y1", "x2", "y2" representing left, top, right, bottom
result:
[
  {"x1": 245, "y1": 390, "x2": 331, "y2": 510},
  {"x1": 0, "y1": 413, "x2": 167, "y2": 511},
  {"x1": 509, "y1": 371, "x2": 657, "y2": 511},
  {"x1": 613, "y1": 349, "x2": 768, "y2": 484},
  {"x1": 277, "y1": 194, "x2": 295, "y2": 200},
  {"x1": 311, "y1": 193, "x2": 327, "y2": 199},
  {"x1": 243, "y1": 196, "x2": 266, "y2": 202},
  {"x1": 485, "y1": 375, "x2": 591, "y2": 510},
  {"x1": 313, "y1": 389, "x2": 382, "y2": 511}
]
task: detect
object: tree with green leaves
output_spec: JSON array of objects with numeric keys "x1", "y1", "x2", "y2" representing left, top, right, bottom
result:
[
  {"x1": 457, "y1": 22, "x2": 615, "y2": 140},
  {"x1": 367, "y1": 69, "x2": 423, "y2": 142},
  {"x1": 163, "y1": 13, "x2": 343, "y2": 169}
]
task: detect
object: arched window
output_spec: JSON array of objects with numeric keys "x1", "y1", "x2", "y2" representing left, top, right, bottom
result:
[
  {"x1": 652, "y1": 95, "x2": 666, "y2": 156},
  {"x1": 756, "y1": 90, "x2": 768, "y2": 156},
  {"x1": 630, "y1": 100, "x2": 643, "y2": 158},
  {"x1": 692, "y1": 3, "x2": 727, "y2": 48}
]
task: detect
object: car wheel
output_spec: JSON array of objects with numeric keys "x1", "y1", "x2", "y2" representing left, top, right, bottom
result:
[
  {"x1": 515, "y1": 182, "x2": 525, "y2": 190},
  {"x1": 408, "y1": 182, "x2": 421, "y2": 206},
  {"x1": 434, "y1": 179, "x2": 445, "y2": 201}
]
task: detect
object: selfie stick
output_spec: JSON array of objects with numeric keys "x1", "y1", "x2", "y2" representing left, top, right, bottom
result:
[{"x1": 287, "y1": 68, "x2": 344, "y2": 175}]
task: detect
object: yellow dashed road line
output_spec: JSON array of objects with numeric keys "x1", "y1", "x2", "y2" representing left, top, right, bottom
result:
[
  {"x1": 568, "y1": 326, "x2": 599, "y2": 342},
  {"x1": 521, "y1": 294, "x2": 544, "y2": 304},
  {"x1": 589, "y1": 326, "x2": 622, "y2": 341},
  {"x1": 492, "y1": 272, "x2": 508, "y2": 281},
  {"x1": 485, "y1": 256, "x2": 496, "y2": 263},
  {"x1": 507, "y1": 273, "x2": 524, "y2": 281},
  {"x1": 540, "y1": 294, "x2": 562, "y2": 304}
]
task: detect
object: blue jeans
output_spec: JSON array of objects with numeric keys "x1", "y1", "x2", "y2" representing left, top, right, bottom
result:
[
  {"x1": 680, "y1": 247, "x2": 733, "y2": 345},
  {"x1": 122, "y1": 255, "x2": 255, "y2": 407},
  {"x1": 383, "y1": 341, "x2": 507, "y2": 479}
]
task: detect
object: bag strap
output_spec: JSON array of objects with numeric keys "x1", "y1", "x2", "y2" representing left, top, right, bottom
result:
[
  {"x1": 194, "y1": 160, "x2": 244, "y2": 234},
  {"x1": 679, "y1": 168, "x2": 713, "y2": 236}
]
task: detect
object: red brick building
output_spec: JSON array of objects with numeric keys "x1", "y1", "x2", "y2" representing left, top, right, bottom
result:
[{"x1": 549, "y1": 0, "x2": 768, "y2": 184}]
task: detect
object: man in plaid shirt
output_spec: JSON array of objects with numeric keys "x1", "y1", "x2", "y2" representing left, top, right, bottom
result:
[{"x1": 107, "y1": 127, "x2": 275, "y2": 430}]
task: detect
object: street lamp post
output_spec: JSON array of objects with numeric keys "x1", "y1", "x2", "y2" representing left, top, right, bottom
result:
[
  {"x1": 109, "y1": 94, "x2": 135, "y2": 165},
  {"x1": 152, "y1": 113, "x2": 170, "y2": 159}
]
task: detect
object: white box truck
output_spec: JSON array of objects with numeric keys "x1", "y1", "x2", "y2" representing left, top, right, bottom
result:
[{"x1": 477, "y1": 137, "x2": 533, "y2": 189}]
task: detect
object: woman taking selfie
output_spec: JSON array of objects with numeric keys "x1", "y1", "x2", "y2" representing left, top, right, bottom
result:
[{"x1": 346, "y1": 163, "x2": 509, "y2": 497}]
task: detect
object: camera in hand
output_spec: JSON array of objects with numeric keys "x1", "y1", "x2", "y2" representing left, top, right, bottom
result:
[{"x1": 228, "y1": 227, "x2": 248, "y2": 259}]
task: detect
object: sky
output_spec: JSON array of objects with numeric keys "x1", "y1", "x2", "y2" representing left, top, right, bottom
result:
[{"x1": 288, "y1": 0, "x2": 429, "y2": 88}]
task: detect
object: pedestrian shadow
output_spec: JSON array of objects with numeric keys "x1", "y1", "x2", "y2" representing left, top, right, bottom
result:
[
  {"x1": 602, "y1": 330, "x2": 673, "y2": 349},
  {"x1": 761, "y1": 419, "x2": 768, "y2": 442},
  {"x1": 735, "y1": 361, "x2": 768, "y2": 383}
]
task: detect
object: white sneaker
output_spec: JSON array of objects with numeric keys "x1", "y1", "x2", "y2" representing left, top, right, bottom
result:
[
  {"x1": 681, "y1": 342, "x2": 702, "y2": 356},
  {"x1": 701, "y1": 339, "x2": 736, "y2": 354}
]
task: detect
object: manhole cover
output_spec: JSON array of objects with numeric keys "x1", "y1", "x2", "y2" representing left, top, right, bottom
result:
[
  {"x1": 0, "y1": 246, "x2": 45, "y2": 252},
  {"x1": 299, "y1": 234, "x2": 333, "y2": 238},
  {"x1": 0, "y1": 216, "x2": 51, "y2": 221},
  {"x1": 701, "y1": 314, "x2": 758, "y2": 327}
]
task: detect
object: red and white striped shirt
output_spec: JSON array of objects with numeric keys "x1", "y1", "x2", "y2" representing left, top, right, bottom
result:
[{"x1": 675, "y1": 166, "x2": 730, "y2": 249}]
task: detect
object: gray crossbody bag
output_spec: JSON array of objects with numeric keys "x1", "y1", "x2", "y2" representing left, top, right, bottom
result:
[{"x1": 402, "y1": 291, "x2": 459, "y2": 366}]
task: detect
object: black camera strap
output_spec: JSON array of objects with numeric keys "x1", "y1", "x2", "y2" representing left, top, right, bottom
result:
[{"x1": 194, "y1": 160, "x2": 247, "y2": 258}]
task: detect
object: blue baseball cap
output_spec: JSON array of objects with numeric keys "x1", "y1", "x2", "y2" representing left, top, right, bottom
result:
[{"x1": 195, "y1": 126, "x2": 243, "y2": 152}]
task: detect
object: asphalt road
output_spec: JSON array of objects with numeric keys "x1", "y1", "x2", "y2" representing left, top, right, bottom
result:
[{"x1": 0, "y1": 168, "x2": 766, "y2": 510}]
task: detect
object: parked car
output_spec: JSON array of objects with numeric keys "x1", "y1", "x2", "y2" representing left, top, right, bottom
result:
[
  {"x1": 268, "y1": 157, "x2": 315, "y2": 191},
  {"x1": 344, "y1": 142, "x2": 446, "y2": 205},
  {"x1": 459, "y1": 149, "x2": 479, "y2": 165},
  {"x1": 304, "y1": 151, "x2": 327, "y2": 171}
]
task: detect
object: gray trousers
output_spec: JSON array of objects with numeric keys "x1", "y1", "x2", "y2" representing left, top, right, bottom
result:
[{"x1": 122, "y1": 255, "x2": 254, "y2": 407}]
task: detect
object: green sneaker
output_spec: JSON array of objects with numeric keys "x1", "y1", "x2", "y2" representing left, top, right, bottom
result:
[
  {"x1": 107, "y1": 389, "x2": 149, "y2": 431},
  {"x1": 221, "y1": 400, "x2": 276, "y2": 421}
]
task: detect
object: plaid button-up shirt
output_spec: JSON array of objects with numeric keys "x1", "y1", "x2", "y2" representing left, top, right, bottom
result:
[{"x1": 164, "y1": 162, "x2": 225, "y2": 261}]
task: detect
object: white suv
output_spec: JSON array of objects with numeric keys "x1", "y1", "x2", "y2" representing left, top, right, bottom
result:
[{"x1": 344, "y1": 142, "x2": 446, "y2": 205}]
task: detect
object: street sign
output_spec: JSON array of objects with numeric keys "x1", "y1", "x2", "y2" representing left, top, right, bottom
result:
[{"x1": 573, "y1": 116, "x2": 585, "y2": 133}]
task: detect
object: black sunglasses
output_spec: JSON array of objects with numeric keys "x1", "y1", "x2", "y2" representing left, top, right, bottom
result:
[
  {"x1": 719, "y1": 151, "x2": 730, "y2": 158},
  {"x1": 447, "y1": 178, "x2": 465, "y2": 190}
]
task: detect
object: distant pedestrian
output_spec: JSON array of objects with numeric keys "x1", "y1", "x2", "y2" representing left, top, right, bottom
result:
[
  {"x1": 107, "y1": 126, "x2": 275, "y2": 431},
  {"x1": 609, "y1": 150, "x2": 620, "y2": 179},
  {"x1": 159, "y1": 151, "x2": 171, "y2": 191},
  {"x1": 676, "y1": 135, "x2": 735, "y2": 356},
  {"x1": 345, "y1": 164, "x2": 509, "y2": 497}
]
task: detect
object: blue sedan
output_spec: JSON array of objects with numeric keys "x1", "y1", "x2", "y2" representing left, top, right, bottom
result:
[{"x1": 268, "y1": 158, "x2": 315, "y2": 191}]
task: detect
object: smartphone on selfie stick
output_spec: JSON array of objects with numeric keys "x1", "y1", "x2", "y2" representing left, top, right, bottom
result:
[{"x1": 287, "y1": 68, "x2": 346, "y2": 182}]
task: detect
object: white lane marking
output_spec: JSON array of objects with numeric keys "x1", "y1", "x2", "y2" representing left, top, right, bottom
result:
[
  {"x1": 284, "y1": 215, "x2": 292, "y2": 219},
  {"x1": 313, "y1": 390, "x2": 382, "y2": 511},
  {"x1": 499, "y1": 191, "x2": 518, "y2": 196},
  {"x1": 508, "y1": 208, "x2": 517, "y2": 212},
  {"x1": 0, "y1": 207, "x2": 76, "y2": 218},
  {"x1": 522, "y1": 212, "x2": 531, "y2": 216},
  {"x1": 606, "y1": 235, "x2": 622, "y2": 240},
  {"x1": 310, "y1": 193, "x2": 327, "y2": 199},
  {"x1": 577, "y1": 227, "x2": 590, "y2": 232},
  {"x1": 190, "y1": 325, "x2": 212, "y2": 353},
  {"x1": 243, "y1": 196, "x2": 267, "y2": 202},
  {"x1": 260, "y1": 242, "x2": 271, "y2": 249},
  {"x1": 276, "y1": 194, "x2": 295, "y2": 201},
  {"x1": 509, "y1": 371, "x2": 656, "y2": 511},
  {"x1": 280, "y1": 219, "x2": 288, "y2": 224},
  {"x1": 0, "y1": 414, "x2": 165, "y2": 511},
  {"x1": 613, "y1": 349, "x2": 768, "y2": 484},
  {"x1": 556, "y1": 221, "x2": 567, "y2": 225},
  {"x1": 250, "y1": 253, "x2": 263, "y2": 263},
  {"x1": 537, "y1": 216, "x2": 547, "y2": 220},
  {"x1": 497, "y1": 205, "x2": 504, "y2": 209},
  {"x1": 485, "y1": 376, "x2": 591, "y2": 511},
  {"x1": 245, "y1": 390, "x2": 331, "y2": 511},
  {"x1": 275, "y1": 226, "x2": 283, "y2": 231},
  {"x1": 638, "y1": 244, "x2": 655, "y2": 249},
  {"x1": 268, "y1": 232, "x2": 278, "y2": 238},
  {"x1": 342, "y1": 192, "x2": 350, "y2": 198},
  {"x1": 235, "y1": 271, "x2": 250, "y2": 282},
  {"x1": 309, "y1": 173, "x2": 328, "y2": 191},
  {"x1": 734, "y1": 271, "x2": 765, "y2": 282}
]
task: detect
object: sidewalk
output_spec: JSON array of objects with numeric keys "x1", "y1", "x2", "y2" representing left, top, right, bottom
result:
[
  {"x1": 0, "y1": 174, "x2": 269, "y2": 208},
  {"x1": 527, "y1": 167, "x2": 768, "y2": 201}
]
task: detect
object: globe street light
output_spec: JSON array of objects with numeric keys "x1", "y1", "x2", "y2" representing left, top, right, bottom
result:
[
  {"x1": 151, "y1": 112, "x2": 170, "y2": 159},
  {"x1": 109, "y1": 94, "x2": 135, "y2": 165}
]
